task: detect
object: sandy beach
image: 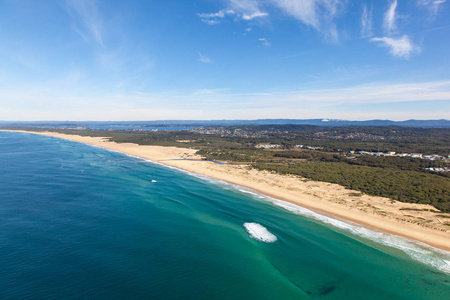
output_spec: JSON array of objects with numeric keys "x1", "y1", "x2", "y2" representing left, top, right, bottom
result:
[{"x1": 4, "y1": 130, "x2": 450, "y2": 251}]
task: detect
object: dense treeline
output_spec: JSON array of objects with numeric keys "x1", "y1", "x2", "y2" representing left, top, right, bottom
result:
[
  {"x1": 223, "y1": 125, "x2": 450, "y2": 155},
  {"x1": 9, "y1": 125, "x2": 449, "y2": 155},
  {"x1": 253, "y1": 162, "x2": 450, "y2": 212},
  {"x1": 274, "y1": 150, "x2": 449, "y2": 177},
  {"x1": 8, "y1": 125, "x2": 449, "y2": 212}
]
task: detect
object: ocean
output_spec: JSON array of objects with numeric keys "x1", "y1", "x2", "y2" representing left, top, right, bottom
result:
[{"x1": 0, "y1": 131, "x2": 449, "y2": 299}]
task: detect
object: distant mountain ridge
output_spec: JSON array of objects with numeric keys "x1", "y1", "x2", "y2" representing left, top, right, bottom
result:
[{"x1": 1, "y1": 119, "x2": 449, "y2": 128}]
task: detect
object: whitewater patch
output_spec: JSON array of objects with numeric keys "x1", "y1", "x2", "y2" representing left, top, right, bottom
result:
[
  {"x1": 270, "y1": 199, "x2": 450, "y2": 273},
  {"x1": 244, "y1": 223, "x2": 278, "y2": 243},
  {"x1": 143, "y1": 158, "x2": 450, "y2": 273}
]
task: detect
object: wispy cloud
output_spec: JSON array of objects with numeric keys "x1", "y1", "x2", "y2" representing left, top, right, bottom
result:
[
  {"x1": 242, "y1": 11, "x2": 269, "y2": 20},
  {"x1": 361, "y1": 4, "x2": 373, "y2": 38},
  {"x1": 192, "y1": 88, "x2": 231, "y2": 96},
  {"x1": 383, "y1": 0, "x2": 398, "y2": 34},
  {"x1": 268, "y1": 0, "x2": 319, "y2": 28},
  {"x1": 258, "y1": 38, "x2": 271, "y2": 47},
  {"x1": 199, "y1": 0, "x2": 346, "y2": 42},
  {"x1": 418, "y1": 24, "x2": 450, "y2": 33},
  {"x1": 198, "y1": 53, "x2": 213, "y2": 64},
  {"x1": 198, "y1": 1, "x2": 268, "y2": 24},
  {"x1": 66, "y1": 0, "x2": 104, "y2": 46},
  {"x1": 198, "y1": 9, "x2": 235, "y2": 25},
  {"x1": 3, "y1": 81, "x2": 448, "y2": 120},
  {"x1": 371, "y1": 35, "x2": 415, "y2": 58},
  {"x1": 228, "y1": 0, "x2": 263, "y2": 16},
  {"x1": 286, "y1": 81, "x2": 450, "y2": 107},
  {"x1": 327, "y1": 24, "x2": 339, "y2": 43},
  {"x1": 268, "y1": 0, "x2": 345, "y2": 31},
  {"x1": 418, "y1": 0, "x2": 448, "y2": 17}
]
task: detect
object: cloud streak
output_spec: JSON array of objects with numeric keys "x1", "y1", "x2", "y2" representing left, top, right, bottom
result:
[
  {"x1": 418, "y1": 0, "x2": 448, "y2": 16},
  {"x1": 371, "y1": 35, "x2": 415, "y2": 58},
  {"x1": 198, "y1": 53, "x2": 213, "y2": 64},
  {"x1": 198, "y1": 9, "x2": 235, "y2": 25},
  {"x1": 242, "y1": 11, "x2": 269, "y2": 20},
  {"x1": 3, "y1": 79, "x2": 448, "y2": 120},
  {"x1": 258, "y1": 38, "x2": 271, "y2": 47},
  {"x1": 198, "y1": 1, "x2": 268, "y2": 24},
  {"x1": 267, "y1": 0, "x2": 344, "y2": 29},
  {"x1": 228, "y1": 0, "x2": 263, "y2": 15},
  {"x1": 383, "y1": 0, "x2": 398, "y2": 34},
  {"x1": 66, "y1": 0, "x2": 104, "y2": 46},
  {"x1": 199, "y1": 0, "x2": 345, "y2": 41},
  {"x1": 361, "y1": 4, "x2": 373, "y2": 38}
]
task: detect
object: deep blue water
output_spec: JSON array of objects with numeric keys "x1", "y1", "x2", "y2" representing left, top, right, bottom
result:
[{"x1": 0, "y1": 131, "x2": 449, "y2": 299}]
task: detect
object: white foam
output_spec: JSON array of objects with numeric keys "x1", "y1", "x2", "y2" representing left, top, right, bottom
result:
[
  {"x1": 269, "y1": 198, "x2": 450, "y2": 273},
  {"x1": 237, "y1": 188, "x2": 266, "y2": 199},
  {"x1": 244, "y1": 223, "x2": 278, "y2": 243},
  {"x1": 144, "y1": 157, "x2": 450, "y2": 272}
]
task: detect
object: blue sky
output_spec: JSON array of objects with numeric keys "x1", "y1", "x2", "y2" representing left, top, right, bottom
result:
[{"x1": 0, "y1": 0, "x2": 449, "y2": 121}]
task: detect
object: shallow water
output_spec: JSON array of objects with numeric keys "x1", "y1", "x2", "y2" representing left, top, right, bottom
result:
[{"x1": 0, "y1": 131, "x2": 449, "y2": 299}]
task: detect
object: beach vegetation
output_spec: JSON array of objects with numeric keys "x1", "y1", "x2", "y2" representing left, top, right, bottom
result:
[{"x1": 12, "y1": 125, "x2": 449, "y2": 212}]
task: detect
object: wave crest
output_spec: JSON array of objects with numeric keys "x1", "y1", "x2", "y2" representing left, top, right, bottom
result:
[{"x1": 244, "y1": 223, "x2": 277, "y2": 243}]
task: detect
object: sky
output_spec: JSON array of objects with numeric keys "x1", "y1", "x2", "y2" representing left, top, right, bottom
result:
[{"x1": 0, "y1": 0, "x2": 449, "y2": 121}]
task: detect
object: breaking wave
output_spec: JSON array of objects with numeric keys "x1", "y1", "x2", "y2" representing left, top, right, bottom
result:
[
  {"x1": 270, "y1": 199, "x2": 450, "y2": 273},
  {"x1": 244, "y1": 223, "x2": 278, "y2": 243}
]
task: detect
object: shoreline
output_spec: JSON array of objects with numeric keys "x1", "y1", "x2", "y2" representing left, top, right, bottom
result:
[{"x1": 3, "y1": 129, "x2": 450, "y2": 252}]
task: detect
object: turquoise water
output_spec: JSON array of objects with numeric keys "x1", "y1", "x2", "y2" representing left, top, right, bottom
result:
[{"x1": 0, "y1": 131, "x2": 449, "y2": 299}]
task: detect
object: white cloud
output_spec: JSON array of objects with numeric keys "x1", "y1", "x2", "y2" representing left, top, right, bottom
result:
[
  {"x1": 192, "y1": 88, "x2": 231, "y2": 96},
  {"x1": 371, "y1": 35, "x2": 415, "y2": 58},
  {"x1": 198, "y1": 9, "x2": 235, "y2": 25},
  {"x1": 2, "y1": 81, "x2": 449, "y2": 121},
  {"x1": 228, "y1": 0, "x2": 262, "y2": 15},
  {"x1": 267, "y1": 0, "x2": 345, "y2": 28},
  {"x1": 258, "y1": 38, "x2": 271, "y2": 47},
  {"x1": 199, "y1": 1, "x2": 267, "y2": 23},
  {"x1": 383, "y1": 0, "x2": 398, "y2": 34},
  {"x1": 242, "y1": 11, "x2": 269, "y2": 20},
  {"x1": 418, "y1": 0, "x2": 448, "y2": 16},
  {"x1": 198, "y1": 53, "x2": 213, "y2": 64},
  {"x1": 269, "y1": 0, "x2": 319, "y2": 27},
  {"x1": 200, "y1": 0, "x2": 345, "y2": 41},
  {"x1": 264, "y1": 0, "x2": 346, "y2": 42},
  {"x1": 198, "y1": 11, "x2": 226, "y2": 19},
  {"x1": 66, "y1": 0, "x2": 104, "y2": 46},
  {"x1": 327, "y1": 24, "x2": 339, "y2": 43},
  {"x1": 361, "y1": 4, "x2": 373, "y2": 38}
]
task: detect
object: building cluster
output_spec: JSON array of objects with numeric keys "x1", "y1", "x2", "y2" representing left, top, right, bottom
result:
[
  {"x1": 255, "y1": 144, "x2": 326, "y2": 150},
  {"x1": 351, "y1": 150, "x2": 396, "y2": 157},
  {"x1": 66, "y1": 127, "x2": 87, "y2": 130},
  {"x1": 350, "y1": 151, "x2": 449, "y2": 161},
  {"x1": 426, "y1": 167, "x2": 450, "y2": 172},
  {"x1": 255, "y1": 144, "x2": 282, "y2": 149},
  {"x1": 314, "y1": 131, "x2": 389, "y2": 141},
  {"x1": 295, "y1": 145, "x2": 324, "y2": 150},
  {"x1": 192, "y1": 127, "x2": 269, "y2": 138}
]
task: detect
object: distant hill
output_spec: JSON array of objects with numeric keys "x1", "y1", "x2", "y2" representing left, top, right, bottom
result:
[{"x1": 1, "y1": 119, "x2": 449, "y2": 128}]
